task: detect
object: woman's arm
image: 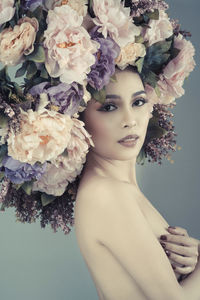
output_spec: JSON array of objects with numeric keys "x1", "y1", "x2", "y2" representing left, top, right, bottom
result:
[{"x1": 87, "y1": 180, "x2": 188, "y2": 300}]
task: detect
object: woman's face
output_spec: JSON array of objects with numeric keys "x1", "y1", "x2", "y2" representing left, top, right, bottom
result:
[{"x1": 82, "y1": 69, "x2": 153, "y2": 161}]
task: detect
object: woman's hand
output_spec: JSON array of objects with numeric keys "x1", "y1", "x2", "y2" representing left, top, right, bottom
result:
[{"x1": 159, "y1": 226, "x2": 199, "y2": 277}]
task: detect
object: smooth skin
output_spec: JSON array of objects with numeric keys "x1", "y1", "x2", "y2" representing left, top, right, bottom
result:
[{"x1": 75, "y1": 69, "x2": 200, "y2": 299}]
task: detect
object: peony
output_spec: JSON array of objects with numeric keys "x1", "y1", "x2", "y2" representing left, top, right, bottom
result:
[
  {"x1": 32, "y1": 162, "x2": 75, "y2": 196},
  {"x1": 0, "y1": 17, "x2": 39, "y2": 66},
  {"x1": 7, "y1": 95, "x2": 73, "y2": 165},
  {"x1": 32, "y1": 118, "x2": 94, "y2": 196},
  {"x1": 142, "y1": 10, "x2": 173, "y2": 46},
  {"x1": 92, "y1": 0, "x2": 141, "y2": 47},
  {"x1": 115, "y1": 42, "x2": 146, "y2": 70},
  {"x1": 43, "y1": 5, "x2": 99, "y2": 84},
  {"x1": 46, "y1": 0, "x2": 88, "y2": 17},
  {"x1": 156, "y1": 34, "x2": 196, "y2": 103},
  {"x1": 0, "y1": 126, "x2": 8, "y2": 146},
  {"x1": 0, "y1": 0, "x2": 15, "y2": 26}
]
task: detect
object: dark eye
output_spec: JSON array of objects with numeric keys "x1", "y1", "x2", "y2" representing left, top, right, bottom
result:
[
  {"x1": 134, "y1": 98, "x2": 147, "y2": 106},
  {"x1": 98, "y1": 103, "x2": 117, "y2": 112}
]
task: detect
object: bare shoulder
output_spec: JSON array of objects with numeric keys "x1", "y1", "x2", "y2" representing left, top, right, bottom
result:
[{"x1": 74, "y1": 175, "x2": 140, "y2": 240}]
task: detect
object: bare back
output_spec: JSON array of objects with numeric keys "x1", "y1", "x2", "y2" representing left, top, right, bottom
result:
[{"x1": 74, "y1": 175, "x2": 179, "y2": 300}]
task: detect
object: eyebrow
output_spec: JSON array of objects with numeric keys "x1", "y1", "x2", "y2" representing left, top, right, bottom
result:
[{"x1": 105, "y1": 90, "x2": 146, "y2": 101}]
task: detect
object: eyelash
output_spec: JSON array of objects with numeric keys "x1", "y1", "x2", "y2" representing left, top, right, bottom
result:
[{"x1": 98, "y1": 98, "x2": 148, "y2": 112}]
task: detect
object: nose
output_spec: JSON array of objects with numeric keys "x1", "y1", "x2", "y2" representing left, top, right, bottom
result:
[{"x1": 121, "y1": 108, "x2": 137, "y2": 128}]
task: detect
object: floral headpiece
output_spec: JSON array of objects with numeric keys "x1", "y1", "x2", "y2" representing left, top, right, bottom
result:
[{"x1": 0, "y1": 0, "x2": 195, "y2": 234}]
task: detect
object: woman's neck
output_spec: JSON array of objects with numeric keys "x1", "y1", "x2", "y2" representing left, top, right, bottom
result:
[{"x1": 82, "y1": 150, "x2": 139, "y2": 188}]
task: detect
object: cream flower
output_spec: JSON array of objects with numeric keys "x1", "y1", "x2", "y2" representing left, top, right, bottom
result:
[
  {"x1": 143, "y1": 10, "x2": 173, "y2": 46},
  {"x1": 51, "y1": 0, "x2": 88, "y2": 16},
  {"x1": 115, "y1": 42, "x2": 146, "y2": 70},
  {"x1": 32, "y1": 162, "x2": 75, "y2": 196},
  {"x1": 93, "y1": 0, "x2": 141, "y2": 47},
  {"x1": 43, "y1": 5, "x2": 99, "y2": 84},
  {"x1": 0, "y1": 0, "x2": 15, "y2": 26},
  {"x1": 0, "y1": 127, "x2": 8, "y2": 146},
  {"x1": 32, "y1": 118, "x2": 94, "y2": 196},
  {"x1": 0, "y1": 17, "x2": 38, "y2": 66},
  {"x1": 7, "y1": 95, "x2": 73, "y2": 165}
]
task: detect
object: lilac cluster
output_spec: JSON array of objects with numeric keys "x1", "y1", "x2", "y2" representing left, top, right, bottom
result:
[
  {"x1": 2, "y1": 156, "x2": 47, "y2": 184},
  {"x1": 144, "y1": 103, "x2": 177, "y2": 165},
  {"x1": 129, "y1": 0, "x2": 168, "y2": 17},
  {"x1": 87, "y1": 27, "x2": 120, "y2": 91},
  {"x1": 29, "y1": 82, "x2": 83, "y2": 116}
]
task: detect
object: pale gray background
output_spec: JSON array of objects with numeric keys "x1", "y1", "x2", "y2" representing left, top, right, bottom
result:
[{"x1": 0, "y1": 1, "x2": 199, "y2": 299}]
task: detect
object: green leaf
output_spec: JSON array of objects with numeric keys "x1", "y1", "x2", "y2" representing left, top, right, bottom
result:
[
  {"x1": 0, "y1": 172, "x2": 4, "y2": 181},
  {"x1": 136, "y1": 148, "x2": 146, "y2": 165},
  {"x1": 135, "y1": 35, "x2": 144, "y2": 44},
  {"x1": 0, "y1": 113, "x2": 8, "y2": 128},
  {"x1": 146, "y1": 125, "x2": 167, "y2": 143},
  {"x1": 40, "y1": 65, "x2": 49, "y2": 79},
  {"x1": 155, "y1": 85, "x2": 161, "y2": 98},
  {"x1": 88, "y1": 0, "x2": 95, "y2": 18},
  {"x1": 41, "y1": 193, "x2": 56, "y2": 207},
  {"x1": 146, "y1": 9, "x2": 159, "y2": 20},
  {"x1": 26, "y1": 45, "x2": 45, "y2": 63},
  {"x1": 61, "y1": 149, "x2": 68, "y2": 158},
  {"x1": 0, "y1": 144, "x2": 7, "y2": 163},
  {"x1": 171, "y1": 47, "x2": 181, "y2": 60},
  {"x1": 26, "y1": 61, "x2": 38, "y2": 80},
  {"x1": 0, "y1": 67, "x2": 11, "y2": 82},
  {"x1": 31, "y1": 6, "x2": 44, "y2": 22},
  {"x1": 15, "y1": 62, "x2": 28, "y2": 78},
  {"x1": 21, "y1": 181, "x2": 34, "y2": 195},
  {"x1": 110, "y1": 74, "x2": 117, "y2": 83},
  {"x1": 87, "y1": 85, "x2": 106, "y2": 104},
  {"x1": 13, "y1": 183, "x2": 23, "y2": 190},
  {"x1": 12, "y1": 82, "x2": 24, "y2": 97},
  {"x1": 135, "y1": 57, "x2": 144, "y2": 73},
  {"x1": 143, "y1": 70, "x2": 159, "y2": 88}
]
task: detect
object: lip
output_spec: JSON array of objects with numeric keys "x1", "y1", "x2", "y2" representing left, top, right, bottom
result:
[{"x1": 118, "y1": 134, "x2": 139, "y2": 143}]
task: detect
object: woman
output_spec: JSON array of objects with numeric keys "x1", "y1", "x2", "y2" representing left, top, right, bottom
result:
[{"x1": 74, "y1": 67, "x2": 200, "y2": 300}]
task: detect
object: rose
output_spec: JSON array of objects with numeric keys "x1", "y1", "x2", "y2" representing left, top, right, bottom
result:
[
  {"x1": 115, "y1": 42, "x2": 146, "y2": 70},
  {"x1": 142, "y1": 10, "x2": 173, "y2": 46},
  {"x1": 0, "y1": 0, "x2": 15, "y2": 26},
  {"x1": 43, "y1": 5, "x2": 99, "y2": 84},
  {"x1": 0, "y1": 17, "x2": 39, "y2": 66},
  {"x1": 92, "y1": 0, "x2": 141, "y2": 47},
  {"x1": 7, "y1": 95, "x2": 73, "y2": 165}
]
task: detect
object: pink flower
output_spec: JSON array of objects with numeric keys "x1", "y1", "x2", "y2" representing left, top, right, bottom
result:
[
  {"x1": 0, "y1": 17, "x2": 38, "y2": 66},
  {"x1": 142, "y1": 10, "x2": 173, "y2": 46},
  {"x1": 32, "y1": 118, "x2": 94, "y2": 196},
  {"x1": 157, "y1": 34, "x2": 195, "y2": 102},
  {"x1": 43, "y1": 5, "x2": 99, "y2": 84},
  {"x1": 93, "y1": 0, "x2": 140, "y2": 47},
  {"x1": 7, "y1": 97, "x2": 73, "y2": 165},
  {"x1": 0, "y1": 0, "x2": 15, "y2": 26},
  {"x1": 52, "y1": 117, "x2": 94, "y2": 167}
]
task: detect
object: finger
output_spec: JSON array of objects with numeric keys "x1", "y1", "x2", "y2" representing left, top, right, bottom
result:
[
  {"x1": 160, "y1": 234, "x2": 198, "y2": 247},
  {"x1": 165, "y1": 250, "x2": 197, "y2": 267},
  {"x1": 160, "y1": 241, "x2": 199, "y2": 257},
  {"x1": 167, "y1": 226, "x2": 188, "y2": 236},
  {"x1": 171, "y1": 264, "x2": 194, "y2": 275}
]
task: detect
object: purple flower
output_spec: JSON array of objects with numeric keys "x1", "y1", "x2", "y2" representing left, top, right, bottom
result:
[
  {"x1": 22, "y1": 0, "x2": 44, "y2": 10},
  {"x1": 87, "y1": 26, "x2": 120, "y2": 91},
  {"x1": 2, "y1": 156, "x2": 46, "y2": 184},
  {"x1": 29, "y1": 82, "x2": 83, "y2": 116}
]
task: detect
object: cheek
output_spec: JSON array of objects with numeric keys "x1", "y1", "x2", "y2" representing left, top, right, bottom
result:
[{"x1": 84, "y1": 114, "x2": 113, "y2": 144}]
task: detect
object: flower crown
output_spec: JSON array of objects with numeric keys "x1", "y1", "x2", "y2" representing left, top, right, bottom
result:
[{"x1": 0, "y1": 0, "x2": 195, "y2": 234}]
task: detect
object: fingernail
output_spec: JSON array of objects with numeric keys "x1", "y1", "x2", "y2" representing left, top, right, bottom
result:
[
  {"x1": 160, "y1": 242, "x2": 166, "y2": 248},
  {"x1": 165, "y1": 250, "x2": 170, "y2": 257},
  {"x1": 168, "y1": 226, "x2": 176, "y2": 229},
  {"x1": 160, "y1": 235, "x2": 167, "y2": 240}
]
